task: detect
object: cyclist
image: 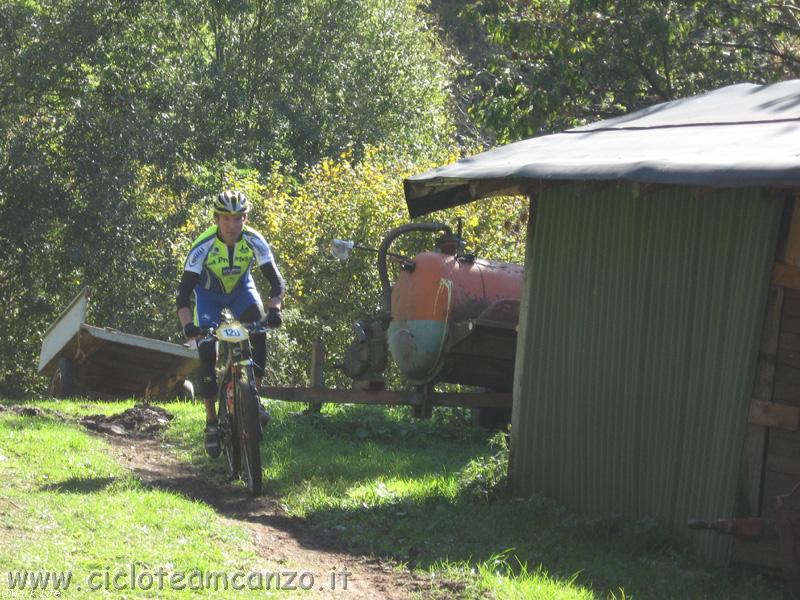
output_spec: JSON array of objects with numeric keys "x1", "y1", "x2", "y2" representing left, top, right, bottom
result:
[{"x1": 176, "y1": 190, "x2": 285, "y2": 458}]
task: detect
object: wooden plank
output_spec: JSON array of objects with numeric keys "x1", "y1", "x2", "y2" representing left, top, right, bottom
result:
[
  {"x1": 779, "y1": 332, "x2": 800, "y2": 354},
  {"x1": 784, "y1": 195, "x2": 800, "y2": 267},
  {"x1": 772, "y1": 262, "x2": 800, "y2": 290},
  {"x1": 781, "y1": 287, "x2": 800, "y2": 315},
  {"x1": 740, "y1": 285, "x2": 784, "y2": 517},
  {"x1": 748, "y1": 399, "x2": 800, "y2": 430},
  {"x1": 260, "y1": 386, "x2": 513, "y2": 409},
  {"x1": 761, "y1": 469, "x2": 800, "y2": 519},
  {"x1": 732, "y1": 537, "x2": 782, "y2": 570},
  {"x1": 766, "y1": 429, "x2": 800, "y2": 457},
  {"x1": 775, "y1": 363, "x2": 800, "y2": 386},
  {"x1": 38, "y1": 288, "x2": 88, "y2": 374},
  {"x1": 765, "y1": 454, "x2": 800, "y2": 477},
  {"x1": 780, "y1": 314, "x2": 800, "y2": 335},
  {"x1": 772, "y1": 381, "x2": 800, "y2": 405},
  {"x1": 754, "y1": 287, "x2": 784, "y2": 399},
  {"x1": 81, "y1": 325, "x2": 197, "y2": 360},
  {"x1": 778, "y1": 347, "x2": 800, "y2": 370}
]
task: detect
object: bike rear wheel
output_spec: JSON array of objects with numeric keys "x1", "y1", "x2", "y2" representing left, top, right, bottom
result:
[
  {"x1": 236, "y1": 373, "x2": 263, "y2": 496},
  {"x1": 218, "y1": 373, "x2": 240, "y2": 478}
]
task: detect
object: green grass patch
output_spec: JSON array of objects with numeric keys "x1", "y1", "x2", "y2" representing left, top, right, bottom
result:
[
  {"x1": 253, "y1": 400, "x2": 782, "y2": 600},
  {"x1": 0, "y1": 401, "x2": 299, "y2": 598},
  {"x1": 4, "y1": 398, "x2": 784, "y2": 599}
]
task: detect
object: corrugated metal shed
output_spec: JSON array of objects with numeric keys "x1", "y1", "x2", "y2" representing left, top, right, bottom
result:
[
  {"x1": 511, "y1": 182, "x2": 782, "y2": 564},
  {"x1": 404, "y1": 80, "x2": 800, "y2": 217},
  {"x1": 401, "y1": 80, "x2": 800, "y2": 564}
]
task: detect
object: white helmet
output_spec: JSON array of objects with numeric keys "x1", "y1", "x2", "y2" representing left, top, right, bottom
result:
[{"x1": 214, "y1": 190, "x2": 250, "y2": 215}]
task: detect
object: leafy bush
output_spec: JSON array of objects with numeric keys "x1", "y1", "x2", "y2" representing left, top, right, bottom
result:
[
  {"x1": 5, "y1": 144, "x2": 527, "y2": 398},
  {"x1": 187, "y1": 149, "x2": 528, "y2": 391},
  {"x1": 0, "y1": 0, "x2": 460, "y2": 396},
  {"x1": 457, "y1": 428, "x2": 511, "y2": 502},
  {"x1": 455, "y1": 0, "x2": 800, "y2": 144}
]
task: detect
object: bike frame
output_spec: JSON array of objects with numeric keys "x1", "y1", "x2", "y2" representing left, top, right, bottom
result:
[
  {"x1": 218, "y1": 327, "x2": 259, "y2": 419},
  {"x1": 203, "y1": 312, "x2": 268, "y2": 495}
]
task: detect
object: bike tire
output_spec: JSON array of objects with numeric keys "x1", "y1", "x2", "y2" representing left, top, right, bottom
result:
[
  {"x1": 218, "y1": 374, "x2": 240, "y2": 478},
  {"x1": 236, "y1": 373, "x2": 263, "y2": 496}
]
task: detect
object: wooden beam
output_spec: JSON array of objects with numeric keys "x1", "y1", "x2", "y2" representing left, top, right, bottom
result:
[
  {"x1": 307, "y1": 338, "x2": 324, "y2": 413},
  {"x1": 738, "y1": 196, "x2": 799, "y2": 523},
  {"x1": 739, "y1": 285, "x2": 784, "y2": 517},
  {"x1": 772, "y1": 263, "x2": 800, "y2": 290},
  {"x1": 38, "y1": 288, "x2": 88, "y2": 374},
  {"x1": 784, "y1": 194, "x2": 800, "y2": 267},
  {"x1": 748, "y1": 399, "x2": 800, "y2": 431},
  {"x1": 260, "y1": 386, "x2": 513, "y2": 409},
  {"x1": 732, "y1": 537, "x2": 782, "y2": 570}
]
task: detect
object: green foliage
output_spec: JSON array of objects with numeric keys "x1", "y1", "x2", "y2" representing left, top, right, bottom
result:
[
  {"x1": 166, "y1": 150, "x2": 527, "y2": 391},
  {"x1": 457, "y1": 428, "x2": 510, "y2": 502},
  {"x1": 149, "y1": 0, "x2": 453, "y2": 167},
  {"x1": 9, "y1": 0, "x2": 790, "y2": 399},
  {"x1": 2, "y1": 138, "x2": 527, "y2": 396},
  {"x1": 456, "y1": 0, "x2": 800, "y2": 143},
  {"x1": 0, "y1": 0, "x2": 459, "y2": 396}
]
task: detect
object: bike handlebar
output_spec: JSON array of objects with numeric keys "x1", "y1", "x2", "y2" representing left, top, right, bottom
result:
[{"x1": 200, "y1": 320, "x2": 274, "y2": 340}]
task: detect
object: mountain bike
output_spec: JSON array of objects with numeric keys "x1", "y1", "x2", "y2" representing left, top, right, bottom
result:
[{"x1": 204, "y1": 312, "x2": 269, "y2": 496}]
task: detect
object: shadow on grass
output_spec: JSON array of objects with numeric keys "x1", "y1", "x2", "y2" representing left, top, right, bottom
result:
[
  {"x1": 299, "y1": 493, "x2": 784, "y2": 600},
  {"x1": 39, "y1": 476, "x2": 118, "y2": 494},
  {"x1": 31, "y1": 400, "x2": 773, "y2": 600},
  {"x1": 258, "y1": 409, "x2": 495, "y2": 486}
]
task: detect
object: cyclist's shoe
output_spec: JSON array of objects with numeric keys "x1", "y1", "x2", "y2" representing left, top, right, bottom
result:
[
  {"x1": 258, "y1": 402, "x2": 270, "y2": 426},
  {"x1": 204, "y1": 422, "x2": 221, "y2": 458}
]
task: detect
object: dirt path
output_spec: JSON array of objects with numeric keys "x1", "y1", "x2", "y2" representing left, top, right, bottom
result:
[
  {"x1": 105, "y1": 430, "x2": 462, "y2": 599},
  {"x1": 3, "y1": 403, "x2": 463, "y2": 598}
]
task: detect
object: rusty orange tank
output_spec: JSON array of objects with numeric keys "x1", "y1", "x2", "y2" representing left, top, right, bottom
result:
[{"x1": 388, "y1": 251, "x2": 523, "y2": 391}]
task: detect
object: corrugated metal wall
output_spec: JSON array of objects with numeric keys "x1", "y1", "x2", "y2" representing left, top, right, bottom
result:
[{"x1": 511, "y1": 182, "x2": 782, "y2": 563}]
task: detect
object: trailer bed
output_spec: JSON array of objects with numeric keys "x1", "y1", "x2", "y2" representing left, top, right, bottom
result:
[{"x1": 38, "y1": 289, "x2": 199, "y2": 400}]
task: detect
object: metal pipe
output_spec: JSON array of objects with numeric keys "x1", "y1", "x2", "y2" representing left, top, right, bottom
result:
[{"x1": 377, "y1": 222, "x2": 452, "y2": 313}]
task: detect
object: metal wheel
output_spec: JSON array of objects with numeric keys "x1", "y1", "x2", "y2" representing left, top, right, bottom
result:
[
  {"x1": 176, "y1": 379, "x2": 195, "y2": 402},
  {"x1": 236, "y1": 373, "x2": 263, "y2": 496},
  {"x1": 218, "y1": 374, "x2": 240, "y2": 478}
]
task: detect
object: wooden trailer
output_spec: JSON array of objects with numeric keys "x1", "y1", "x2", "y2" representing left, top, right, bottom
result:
[{"x1": 38, "y1": 289, "x2": 199, "y2": 400}]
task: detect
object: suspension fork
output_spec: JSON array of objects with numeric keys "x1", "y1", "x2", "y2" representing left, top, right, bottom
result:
[{"x1": 238, "y1": 339, "x2": 259, "y2": 392}]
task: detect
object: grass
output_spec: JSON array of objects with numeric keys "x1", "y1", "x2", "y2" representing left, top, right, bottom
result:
[
  {"x1": 0, "y1": 401, "x2": 308, "y2": 598},
  {"x1": 161, "y1": 398, "x2": 784, "y2": 599},
  {"x1": 1, "y1": 397, "x2": 786, "y2": 599}
]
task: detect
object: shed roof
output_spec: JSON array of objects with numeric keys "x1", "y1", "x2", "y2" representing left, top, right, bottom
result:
[{"x1": 404, "y1": 80, "x2": 800, "y2": 218}]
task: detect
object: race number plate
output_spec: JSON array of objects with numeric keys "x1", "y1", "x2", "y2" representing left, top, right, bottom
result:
[{"x1": 216, "y1": 321, "x2": 249, "y2": 342}]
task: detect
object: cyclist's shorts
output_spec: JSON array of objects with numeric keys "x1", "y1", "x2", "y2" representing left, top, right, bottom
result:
[{"x1": 194, "y1": 272, "x2": 264, "y2": 328}]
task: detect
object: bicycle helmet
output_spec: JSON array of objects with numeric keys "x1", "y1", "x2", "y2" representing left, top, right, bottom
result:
[{"x1": 214, "y1": 190, "x2": 250, "y2": 215}]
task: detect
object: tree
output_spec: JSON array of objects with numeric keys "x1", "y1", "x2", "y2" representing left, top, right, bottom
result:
[
  {"x1": 0, "y1": 0, "x2": 457, "y2": 396},
  {"x1": 457, "y1": 0, "x2": 800, "y2": 143},
  {"x1": 164, "y1": 0, "x2": 454, "y2": 166}
]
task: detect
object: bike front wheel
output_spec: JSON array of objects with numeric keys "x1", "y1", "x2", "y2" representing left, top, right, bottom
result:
[
  {"x1": 219, "y1": 374, "x2": 240, "y2": 478},
  {"x1": 236, "y1": 373, "x2": 263, "y2": 496}
]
